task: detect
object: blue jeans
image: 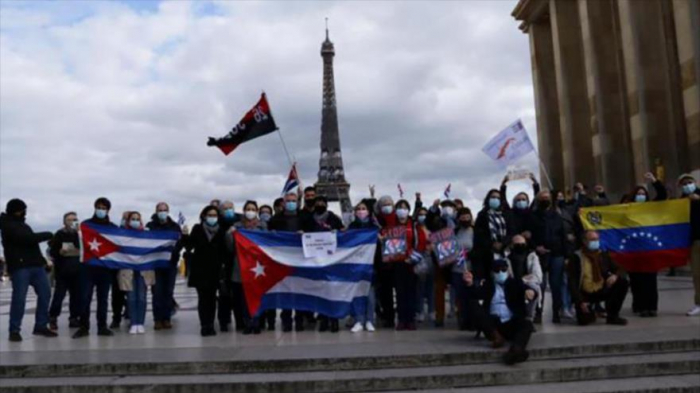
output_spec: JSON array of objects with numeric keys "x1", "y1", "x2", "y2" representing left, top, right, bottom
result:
[
  {"x1": 128, "y1": 272, "x2": 147, "y2": 326},
  {"x1": 548, "y1": 256, "x2": 566, "y2": 317},
  {"x1": 152, "y1": 267, "x2": 176, "y2": 322},
  {"x1": 355, "y1": 286, "x2": 376, "y2": 325},
  {"x1": 9, "y1": 267, "x2": 51, "y2": 333}
]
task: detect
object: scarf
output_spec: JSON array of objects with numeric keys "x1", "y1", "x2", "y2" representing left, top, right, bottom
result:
[
  {"x1": 487, "y1": 209, "x2": 506, "y2": 243},
  {"x1": 582, "y1": 249, "x2": 604, "y2": 282},
  {"x1": 509, "y1": 251, "x2": 528, "y2": 280},
  {"x1": 203, "y1": 223, "x2": 219, "y2": 241},
  {"x1": 243, "y1": 218, "x2": 260, "y2": 230},
  {"x1": 313, "y1": 211, "x2": 332, "y2": 230}
]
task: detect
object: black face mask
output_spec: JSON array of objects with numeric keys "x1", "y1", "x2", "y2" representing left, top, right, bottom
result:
[
  {"x1": 314, "y1": 206, "x2": 327, "y2": 214},
  {"x1": 459, "y1": 221, "x2": 471, "y2": 228},
  {"x1": 305, "y1": 199, "x2": 315, "y2": 208},
  {"x1": 539, "y1": 200, "x2": 551, "y2": 210},
  {"x1": 512, "y1": 244, "x2": 528, "y2": 254}
]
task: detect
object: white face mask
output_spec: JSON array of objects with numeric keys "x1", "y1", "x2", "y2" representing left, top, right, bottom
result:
[
  {"x1": 381, "y1": 205, "x2": 393, "y2": 215},
  {"x1": 396, "y1": 208, "x2": 409, "y2": 219},
  {"x1": 244, "y1": 211, "x2": 257, "y2": 220}
]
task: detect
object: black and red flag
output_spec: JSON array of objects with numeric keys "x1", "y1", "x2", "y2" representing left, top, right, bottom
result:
[{"x1": 207, "y1": 93, "x2": 278, "y2": 155}]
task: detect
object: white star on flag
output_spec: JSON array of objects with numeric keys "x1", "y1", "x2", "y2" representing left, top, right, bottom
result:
[
  {"x1": 251, "y1": 261, "x2": 266, "y2": 279},
  {"x1": 88, "y1": 238, "x2": 102, "y2": 252}
]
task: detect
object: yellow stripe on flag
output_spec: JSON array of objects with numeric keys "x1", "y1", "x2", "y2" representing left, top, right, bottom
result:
[{"x1": 580, "y1": 199, "x2": 690, "y2": 231}]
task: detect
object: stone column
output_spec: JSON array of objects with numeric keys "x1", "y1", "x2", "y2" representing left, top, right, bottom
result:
[
  {"x1": 617, "y1": 0, "x2": 688, "y2": 184},
  {"x1": 549, "y1": 0, "x2": 595, "y2": 190},
  {"x1": 528, "y1": 20, "x2": 565, "y2": 190},
  {"x1": 577, "y1": 0, "x2": 635, "y2": 201},
  {"x1": 672, "y1": 0, "x2": 700, "y2": 171}
]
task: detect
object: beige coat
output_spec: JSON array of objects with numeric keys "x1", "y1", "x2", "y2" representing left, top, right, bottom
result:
[{"x1": 118, "y1": 269, "x2": 155, "y2": 291}]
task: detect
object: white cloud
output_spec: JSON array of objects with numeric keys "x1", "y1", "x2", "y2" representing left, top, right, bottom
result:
[{"x1": 0, "y1": 0, "x2": 539, "y2": 231}]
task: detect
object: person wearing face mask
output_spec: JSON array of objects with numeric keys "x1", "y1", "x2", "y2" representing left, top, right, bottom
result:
[
  {"x1": 463, "y1": 258, "x2": 535, "y2": 365},
  {"x1": 414, "y1": 206, "x2": 435, "y2": 325},
  {"x1": 269, "y1": 192, "x2": 306, "y2": 332},
  {"x1": 530, "y1": 190, "x2": 570, "y2": 324},
  {"x1": 349, "y1": 202, "x2": 381, "y2": 332},
  {"x1": 473, "y1": 189, "x2": 514, "y2": 280},
  {"x1": 74, "y1": 197, "x2": 117, "y2": 339},
  {"x1": 301, "y1": 196, "x2": 344, "y2": 332},
  {"x1": 109, "y1": 211, "x2": 132, "y2": 330},
  {"x1": 48, "y1": 212, "x2": 83, "y2": 331},
  {"x1": 1, "y1": 199, "x2": 56, "y2": 342},
  {"x1": 505, "y1": 235, "x2": 542, "y2": 321},
  {"x1": 499, "y1": 172, "x2": 540, "y2": 211},
  {"x1": 259, "y1": 205, "x2": 273, "y2": 229},
  {"x1": 300, "y1": 186, "x2": 317, "y2": 223},
  {"x1": 252, "y1": 204, "x2": 276, "y2": 330},
  {"x1": 677, "y1": 174, "x2": 700, "y2": 316},
  {"x1": 117, "y1": 212, "x2": 155, "y2": 335},
  {"x1": 217, "y1": 200, "x2": 240, "y2": 332},
  {"x1": 228, "y1": 201, "x2": 266, "y2": 334},
  {"x1": 572, "y1": 183, "x2": 594, "y2": 209},
  {"x1": 183, "y1": 205, "x2": 227, "y2": 336},
  {"x1": 625, "y1": 173, "x2": 668, "y2": 318},
  {"x1": 567, "y1": 231, "x2": 628, "y2": 326},
  {"x1": 382, "y1": 199, "x2": 427, "y2": 330},
  {"x1": 425, "y1": 199, "x2": 458, "y2": 327},
  {"x1": 146, "y1": 202, "x2": 186, "y2": 330},
  {"x1": 375, "y1": 195, "x2": 397, "y2": 327},
  {"x1": 452, "y1": 208, "x2": 475, "y2": 330}
]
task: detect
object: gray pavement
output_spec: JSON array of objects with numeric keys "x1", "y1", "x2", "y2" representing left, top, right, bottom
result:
[{"x1": 0, "y1": 275, "x2": 698, "y2": 366}]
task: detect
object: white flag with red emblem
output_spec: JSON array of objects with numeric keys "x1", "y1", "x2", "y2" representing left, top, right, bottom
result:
[{"x1": 482, "y1": 119, "x2": 535, "y2": 165}]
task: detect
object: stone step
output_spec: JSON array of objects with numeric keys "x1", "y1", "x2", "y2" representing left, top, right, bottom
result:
[
  {"x1": 2, "y1": 337, "x2": 698, "y2": 379},
  {"x1": 386, "y1": 374, "x2": 700, "y2": 393},
  {"x1": 1, "y1": 351, "x2": 698, "y2": 393}
]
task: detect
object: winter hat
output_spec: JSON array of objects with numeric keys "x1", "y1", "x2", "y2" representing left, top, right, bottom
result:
[
  {"x1": 677, "y1": 173, "x2": 696, "y2": 184},
  {"x1": 492, "y1": 258, "x2": 509, "y2": 271},
  {"x1": 6, "y1": 199, "x2": 27, "y2": 214}
]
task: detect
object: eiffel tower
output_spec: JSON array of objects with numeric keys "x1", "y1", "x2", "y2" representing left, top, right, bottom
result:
[{"x1": 315, "y1": 23, "x2": 352, "y2": 215}]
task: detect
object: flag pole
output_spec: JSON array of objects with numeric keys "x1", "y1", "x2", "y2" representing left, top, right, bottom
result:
[{"x1": 534, "y1": 148, "x2": 554, "y2": 190}]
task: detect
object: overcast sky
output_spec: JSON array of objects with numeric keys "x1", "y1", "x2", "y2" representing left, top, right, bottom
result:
[{"x1": 0, "y1": 0, "x2": 540, "y2": 231}]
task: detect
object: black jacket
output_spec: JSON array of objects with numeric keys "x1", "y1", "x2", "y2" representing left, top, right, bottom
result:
[
  {"x1": 472, "y1": 208, "x2": 514, "y2": 278},
  {"x1": 302, "y1": 211, "x2": 344, "y2": 232},
  {"x1": 0, "y1": 213, "x2": 53, "y2": 274},
  {"x1": 530, "y1": 208, "x2": 569, "y2": 258},
  {"x1": 466, "y1": 277, "x2": 528, "y2": 321},
  {"x1": 183, "y1": 223, "x2": 227, "y2": 290},
  {"x1": 566, "y1": 250, "x2": 620, "y2": 305},
  {"x1": 268, "y1": 211, "x2": 302, "y2": 232},
  {"x1": 48, "y1": 228, "x2": 81, "y2": 277},
  {"x1": 146, "y1": 215, "x2": 184, "y2": 266}
]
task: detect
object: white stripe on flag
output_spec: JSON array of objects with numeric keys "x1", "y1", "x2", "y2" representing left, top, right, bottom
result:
[
  {"x1": 266, "y1": 277, "x2": 371, "y2": 302},
  {"x1": 102, "y1": 234, "x2": 177, "y2": 249},
  {"x1": 260, "y1": 244, "x2": 376, "y2": 268},
  {"x1": 102, "y1": 251, "x2": 173, "y2": 265}
]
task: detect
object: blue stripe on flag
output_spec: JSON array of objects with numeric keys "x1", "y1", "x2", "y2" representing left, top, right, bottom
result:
[
  {"x1": 258, "y1": 293, "x2": 368, "y2": 319},
  {"x1": 598, "y1": 223, "x2": 691, "y2": 253},
  {"x1": 290, "y1": 264, "x2": 373, "y2": 283},
  {"x1": 83, "y1": 222, "x2": 181, "y2": 240},
  {"x1": 239, "y1": 228, "x2": 378, "y2": 248},
  {"x1": 119, "y1": 245, "x2": 175, "y2": 256},
  {"x1": 85, "y1": 258, "x2": 170, "y2": 271}
]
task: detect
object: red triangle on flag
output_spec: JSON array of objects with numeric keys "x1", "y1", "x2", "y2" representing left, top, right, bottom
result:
[
  {"x1": 80, "y1": 223, "x2": 121, "y2": 262},
  {"x1": 235, "y1": 231, "x2": 294, "y2": 316}
]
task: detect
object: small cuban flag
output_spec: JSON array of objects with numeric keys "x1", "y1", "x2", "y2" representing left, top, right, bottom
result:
[
  {"x1": 281, "y1": 163, "x2": 300, "y2": 195},
  {"x1": 79, "y1": 222, "x2": 180, "y2": 270},
  {"x1": 444, "y1": 183, "x2": 452, "y2": 199}
]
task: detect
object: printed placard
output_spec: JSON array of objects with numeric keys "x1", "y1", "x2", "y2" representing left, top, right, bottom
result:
[
  {"x1": 430, "y1": 228, "x2": 460, "y2": 266},
  {"x1": 381, "y1": 226, "x2": 408, "y2": 263}
]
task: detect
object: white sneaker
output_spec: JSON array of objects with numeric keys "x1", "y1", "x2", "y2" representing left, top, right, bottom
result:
[
  {"x1": 686, "y1": 305, "x2": 700, "y2": 316},
  {"x1": 416, "y1": 312, "x2": 425, "y2": 322},
  {"x1": 129, "y1": 326, "x2": 138, "y2": 335},
  {"x1": 561, "y1": 309, "x2": 575, "y2": 320},
  {"x1": 351, "y1": 322, "x2": 364, "y2": 333},
  {"x1": 365, "y1": 322, "x2": 376, "y2": 332},
  {"x1": 137, "y1": 325, "x2": 145, "y2": 334}
]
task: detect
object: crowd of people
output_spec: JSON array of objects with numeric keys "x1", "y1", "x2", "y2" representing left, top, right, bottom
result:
[{"x1": 1, "y1": 171, "x2": 698, "y2": 365}]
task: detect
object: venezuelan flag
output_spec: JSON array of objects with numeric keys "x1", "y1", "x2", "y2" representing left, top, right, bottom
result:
[{"x1": 580, "y1": 199, "x2": 691, "y2": 272}]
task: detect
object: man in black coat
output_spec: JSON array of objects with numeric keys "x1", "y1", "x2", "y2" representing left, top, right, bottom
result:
[
  {"x1": 464, "y1": 258, "x2": 535, "y2": 365},
  {"x1": 269, "y1": 192, "x2": 305, "y2": 332},
  {"x1": 146, "y1": 202, "x2": 184, "y2": 330},
  {"x1": 73, "y1": 197, "x2": 117, "y2": 339},
  {"x1": 0, "y1": 198, "x2": 57, "y2": 341},
  {"x1": 48, "y1": 212, "x2": 82, "y2": 330}
]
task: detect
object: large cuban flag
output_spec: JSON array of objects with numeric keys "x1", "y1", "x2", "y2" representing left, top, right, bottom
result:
[
  {"x1": 79, "y1": 222, "x2": 180, "y2": 270},
  {"x1": 234, "y1": 229, "x2": 378, "y2": 318},
  {"x1": 580, "y1": 199, "x2": 692, "y2": 272}
]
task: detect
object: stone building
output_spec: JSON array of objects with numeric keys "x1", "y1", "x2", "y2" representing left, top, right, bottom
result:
[{"x1": 512, "y1": 0, "x2": 699, "y2": 200}]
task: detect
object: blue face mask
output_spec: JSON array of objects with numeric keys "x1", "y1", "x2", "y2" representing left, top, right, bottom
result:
[
  {"x1": 587, "y1": 240, "x2": 600, "y2": 251},
  {"x1": 489, "y1": 198, "x2": 501, "y2": 210},
  {"x1": 129, "y1": 220, "x2": 141, "y2": 229},
  {"x1": 683, "y1": 183, "x2": 697, "y2": 195},
  {"x1": 95, "y1": 209, "x2": 107, "y2": 219},
  {"x1": 381, "y1": 205, "x2": 393, "y2": 215},
  {"x1": 223, "y1": 209, "x2": 235, "y2": 220},
  {"x1": 634, "y1": 194, "x2": 647, "y2": 203},
  {"x1": 285, "y1": 201, "x2": 297, "y2": 212},
  {"x1": 205, "y1": 217, "x2": 218, "y2": 226},
  {"x1": 157, "y1": 211, "x2": 169, "y2": 221},
  {"x1": 515, "y1": 200, "x2": 529, "y2": 210},
  {"x1": 493, "y1": 271, "x2": 508, "y2": 284},
  {"x1": 260, "y1": 213, "x2": 271, "y2": 222},
  {"x1": 417, "y1": 215, "x2": 427, "y2": 224}
]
